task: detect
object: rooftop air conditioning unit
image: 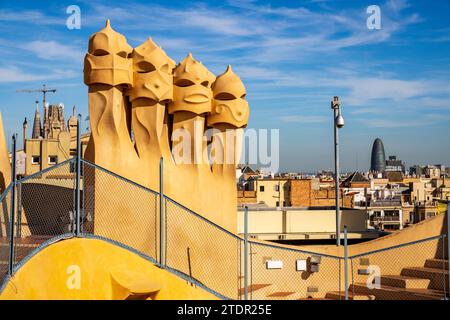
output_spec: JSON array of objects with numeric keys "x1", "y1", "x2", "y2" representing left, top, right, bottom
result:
[
  {"x1": 310, "y1": 255, "x2": 321, "y2": 273},
  {"x1": 296, "y1": 260, "x2": 307, "y2": 271},
  {"x1": 266, "y1": 260, "x2": 283, "y2": 270}
]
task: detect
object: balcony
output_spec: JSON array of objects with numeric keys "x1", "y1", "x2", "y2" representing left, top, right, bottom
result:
[
  {"x1": 369, "y1": 200, "x2": 402, "y2": 207},
  {"x1": 379, "y1": 216, "x2": 401, "y2": 221}
]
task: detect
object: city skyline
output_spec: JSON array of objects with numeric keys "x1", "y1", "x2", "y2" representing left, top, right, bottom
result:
[{"x1": 0, "y1": 0, "x2": 449, "y2": 172}]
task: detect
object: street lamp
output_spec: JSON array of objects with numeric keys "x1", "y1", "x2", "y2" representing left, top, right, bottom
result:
[{"x1": 331, "y1": 96, "x2": 344, "y2": 246}]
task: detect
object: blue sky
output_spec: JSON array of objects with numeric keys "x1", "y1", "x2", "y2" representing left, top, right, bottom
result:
[{"x1": 0, "y1": 0, "x2": 449, "y2": 172}]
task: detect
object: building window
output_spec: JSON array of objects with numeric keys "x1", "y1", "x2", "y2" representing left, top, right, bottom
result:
[
  {"x1": 274, "y1": 185, "x2": 280, "y2": 191},
  {"x1": 48, "y1": 155, "x2": 58, "y2": 165},
  {"x1": 31, "y1": 156, "x2": 40, "y2": 165},
  {"x1": 276, "y1": 201, "x2": 280, "y2": 207},
  {"x1": 260, "y1": 186, "x2": 265, "y2": 192},
  {"x1": 426, "y1": 212, "x2": 436, "y2": 219},
  {"x1": 70, "y1": 161, "x2": 76, "y2": 173}
]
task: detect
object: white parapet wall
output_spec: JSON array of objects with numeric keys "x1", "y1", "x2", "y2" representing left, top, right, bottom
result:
[{"x1": 237, "y1": 207, "x2": 371, "y2": 240}]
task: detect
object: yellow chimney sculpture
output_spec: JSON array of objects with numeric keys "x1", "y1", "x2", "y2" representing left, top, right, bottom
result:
[
  {"x1": 83, "y1": 20, "x2": 249, "y2": 241},
  {"x1": 0, "y1": 113, "x2": 11, "y2": 193}
]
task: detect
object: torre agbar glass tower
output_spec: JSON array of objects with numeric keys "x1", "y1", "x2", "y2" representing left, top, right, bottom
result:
[{"x1": 370, "y1": 138, "x2": 386, "y2": 172}]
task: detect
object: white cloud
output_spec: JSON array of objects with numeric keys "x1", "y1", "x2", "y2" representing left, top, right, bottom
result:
[
  {"x1": 386, "y1": 0, "x2": 411, "y2": 14},
  {"x1": 82, "y1": 0, "x2": 420, "y2": 62},
  {"x1": 21, "y1": 41, "x2": 84, "y2": 61},
  {"x1": 359, "y1": 114, "x2": 450, "y2": 128},
  {"x1": 280, "y1": 115, "x2": 328, "y2": 123},
  {"x1": 0, "y1": 66, "x2": 78, "y2": 83},
  {"x1": 235, "y1": 65, "x2": 450, "y2": 110},
  {"x1": 0, "y1": 9, "x2": 63, "y2": 25},
  {"x1": 342, "y1": 78, "x2": 427, "y2": 104},
  {"x1": 85, "y1": 3, "x2": 273, "y2": 37},
  {"x1": 348, "y1": 107, "x2": 382, "y2": 115}
]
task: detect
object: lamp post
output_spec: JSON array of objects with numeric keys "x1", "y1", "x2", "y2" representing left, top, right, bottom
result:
[{"x1": 331, "y1": 96, "x2": 344, "y2": 246}]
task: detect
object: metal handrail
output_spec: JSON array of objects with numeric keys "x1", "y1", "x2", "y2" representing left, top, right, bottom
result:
[
  {"x1": 80, "y1": 158, "x2": 159, "y2": 195},
  {"x1": 0, "y1": 182, "x2": 12, "y2": 202},
  {"x1": 349, "y1": 234, "x2": 446, "y2": 259},
  {"x1": 247, "y1": 237, "x2": 342, "y2": 259},
  {"x1": 164, "y1": 196, "x2": 242, "y2": 241},
  {"x1": 17, "y1": 158, "x2": 75, "y2": 183}
]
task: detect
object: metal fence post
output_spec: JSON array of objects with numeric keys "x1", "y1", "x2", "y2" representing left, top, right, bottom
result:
[
  {"x1": 334, "y1": 107, "x2": 341, "y2": 246},
  {"x1": 447, "y1": 202, "x2": 450, "y2": 300},
  {"x1": 159, "y1": 157, "x2": 165, "y2": 268},
  {"x1": 75, "y1": 114, "x2": 81, "y2": 236},
  {"x1": 344, "y1": 225, "x2": 349, "y2": 300},
  {"x1": 8, "y1": 134, "x2": 17, "y2": 276},
  {"x1": 244, "y1": 206, "x2": 249, "y2": 300},
  {"x1": 16, "y1": 182, "x2": 21, "y2": 238}
]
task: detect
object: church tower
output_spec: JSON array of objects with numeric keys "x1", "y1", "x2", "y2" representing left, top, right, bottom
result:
[
  {"x1": 23, "y1": 117, "x2": 28, "y2": 149},
  {"x1": 32, "y1": 101, "x2": 42, "y2": 139},
  {"x1": 43, "y1": 102, "x2": 49, "y2": 138}
]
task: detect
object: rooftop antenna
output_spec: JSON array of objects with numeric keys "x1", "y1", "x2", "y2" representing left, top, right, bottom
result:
[{"x1": 16, "y1": 84, "x2": 57, "y2": 109}]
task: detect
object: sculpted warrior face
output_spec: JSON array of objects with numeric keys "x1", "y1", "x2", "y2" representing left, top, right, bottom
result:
[
  {"x1": 168, "y1": 53, "x2": 216, "y2": 115},
  {"x1": 207, "y1": 65, "x2": 249, "y2": 128},
  {"x1": 84, "y1": 20, "x2": 133, "y2": 87},
  {"x1": 128, "y1": 38, "x2": 175, "y2": 104}
]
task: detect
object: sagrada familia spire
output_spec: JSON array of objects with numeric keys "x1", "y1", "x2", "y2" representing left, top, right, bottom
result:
[
  {"x1": 30, "y1": 100, "x2": 70, "y2": 140},
  {"x1": 31, "y1": 100, "x2": 41, "y2": 139}
]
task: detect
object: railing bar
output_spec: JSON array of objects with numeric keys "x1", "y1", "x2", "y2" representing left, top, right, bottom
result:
[
  {"x1": 8, "y1": 134, "x2": 17, "y2": 276},
  {"x1": 441, "y1": 234, "x2": 447, "y2": 299},
  {"x1": 11, "y1": 233, "x2": 75, "y2": 274},
  {"x1": 447, "y1": 203, "x2": 450, "y2": 300},
  {"x1": 248, "y1": 239, "x2": 342, "y2": 259},
  {"x1": 238, "y1": 238, "x2": 241, "y2": 300},
  {"x1": 244, "y1": 206, "x2": 248, "y2": 300},
  {"x1": 159, "y1": 157, "x2": 165, "y2": 268},
  {"x1": 250, "y1": 242, "x2": 253, "y2": 300},
  {"x1": 80, "y1": 233, "x2": 158, "y2": 264},
  {"x1": 75, "y1": 114, "x2": 81, "y2": 236},
  {"x1": 154, "y1": 195, "x2": 157, "y2": 260},
  {"x1": 344, "y1": 225, "x2": 348, "y2": 300},
  {"x1": 338, "y1": 257, "x2": 341, "y2": 300},
  {"x1": 80, "y1": 158, "x2": 158, "y2": 195},
  {"x1": 351, "y1": 258, "x2": 355, "y2": 298},
  {"x1": 349, "y1": 234, "x2": 445, "y2": 259},
  {"x1": 165, "y1": 196, "x2": 242, "y2": 240},
  {"x1": 17, "y1": 158, "x2": 75, "y2": 183},
  {"x1": 0, "y1": 182, "x2": 12, "y2": 203},
  {"x1": 164, "y1": 266, "x2": 230, "y2": 300}
]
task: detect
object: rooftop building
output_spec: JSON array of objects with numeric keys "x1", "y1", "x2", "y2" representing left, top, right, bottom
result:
[
  {"x1": 23, "y1": 102, "x2": 83, "y2": 176},
  {"x1": 385, "y1": 155, "x2": 405, "y2": 173},
  {"x1": 370, "y1": 138, "x2": 386, "y2": 173}
]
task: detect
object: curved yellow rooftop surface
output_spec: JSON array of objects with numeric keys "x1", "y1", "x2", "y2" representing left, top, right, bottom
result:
[{"x1": 0, "y1": 238, "x2": 217, "y2": 300}]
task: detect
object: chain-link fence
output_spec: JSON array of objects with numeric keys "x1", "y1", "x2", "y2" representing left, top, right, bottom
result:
[
  {"x1": 14, "y1": 160, "x2": 76, "y2": 270},
  {"x1": 0, "y1": 152, "x2": 449, "y2": 300},
  {"x1": 0, "y1": 184, "x2": 12, "y2": 285},
  {"x1": 165, "y1": 197, "x2": 242, "y2": 299},
  {"x1": 349, "y1": 235, "x2": 448, "y2": 300},
  {"x1": 164, "y1": 197, "x2": 343, "y2": 300},
  {"x1": 248, "y1": 241, "x2": 342, "y2": 300},
  {"x1": 81, "y1": 159, "x2": 158, "y2": 262}
]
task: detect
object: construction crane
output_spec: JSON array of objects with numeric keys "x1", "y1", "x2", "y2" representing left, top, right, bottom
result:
[{"x1": 16, "y1": 84, "x2": 57, "y2": 108}]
